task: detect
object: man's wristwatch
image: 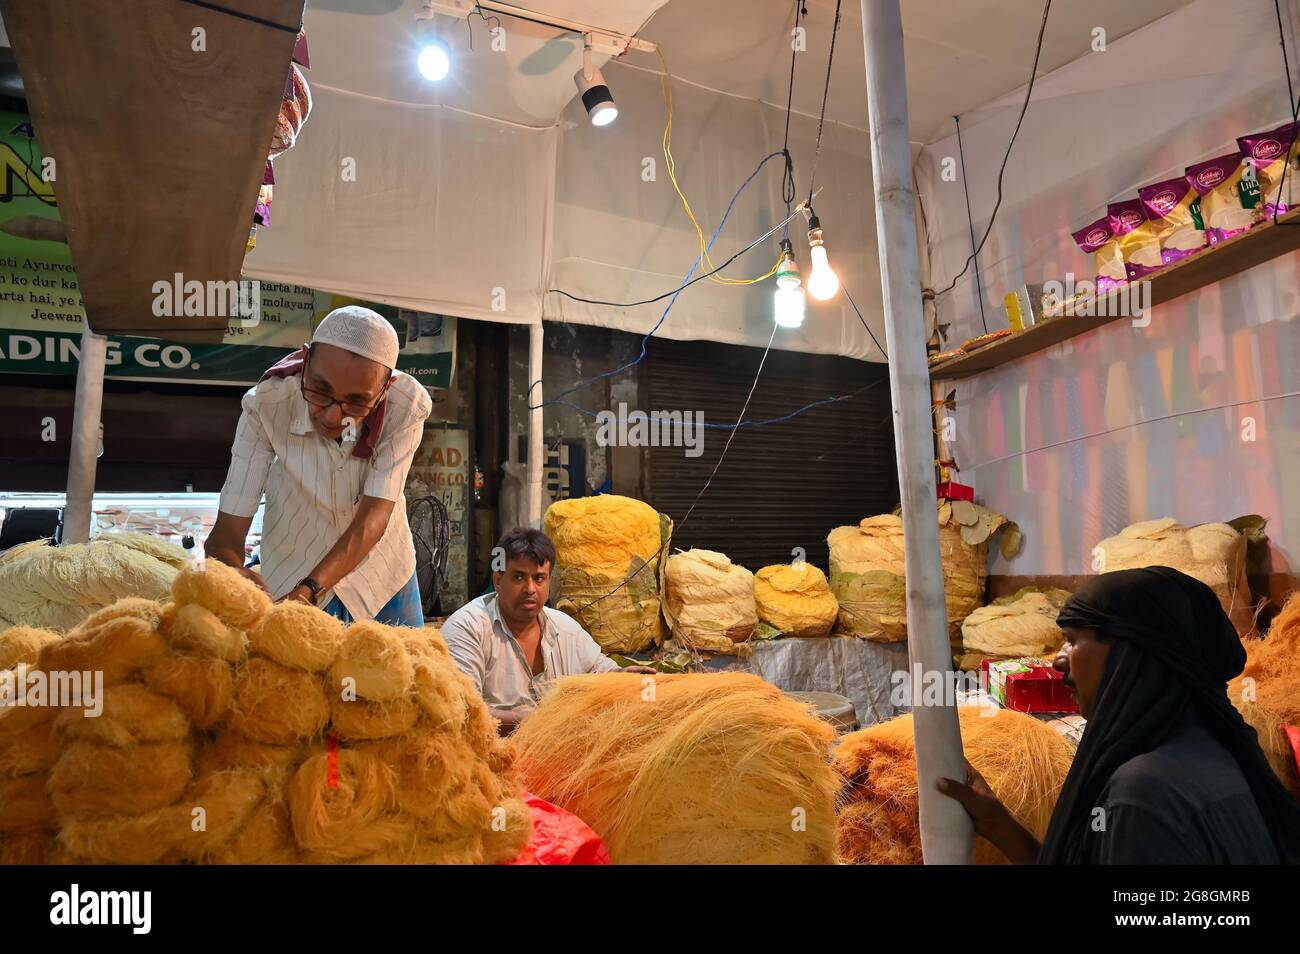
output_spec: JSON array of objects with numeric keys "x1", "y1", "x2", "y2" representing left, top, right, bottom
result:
[{"x1": 296, "y1": 577, "x2": 324, "y2": 603}]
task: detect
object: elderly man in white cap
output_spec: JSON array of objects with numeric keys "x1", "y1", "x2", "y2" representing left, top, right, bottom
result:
[{"x1": 206, "y1": 306, "x2": 432, "y2": 625}]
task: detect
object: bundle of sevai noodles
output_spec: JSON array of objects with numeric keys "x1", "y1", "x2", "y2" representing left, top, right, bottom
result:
[
  {"x1": 544, "y1": 494, "x2": 670, "y2": 655},
  {"x1": 0, "y1": 625, "x2": 63, "y2": 863},
  {"x1": 834, "y1": 707, "x2": 1074, "y2": 864},
  {"x1": 662, "y1": 548, "x2": 756, "y2": 654},
  {"x1": 0, "y1": 533, "x2": 189, "y2": 633},
  {"x1": 1092, "y1": 518, "x2": 1255, "y2": 635},
  {"x1": 1230, "y1": 591, "x2": 1300, "y2": 795},
  {"x1": 0, "y1": 560, "x2": 531, "y2": 865},
  {"x1": 827, "y1": 501, "x2": 1019, "y2": 644},
  {"x1": 960, "y1": 586, "x2": 1072, "y2": 659},
  {"x1": 513, "y1": 672, "x2": 838, "y2": 864},
  {"x1": 754, "y1": 563, "x2": 838, "y2": 638}
]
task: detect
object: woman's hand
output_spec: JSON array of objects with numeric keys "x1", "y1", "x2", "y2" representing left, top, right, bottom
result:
[{"x1": 937, "y1": 760, "x2": 1042, "y2": 864}]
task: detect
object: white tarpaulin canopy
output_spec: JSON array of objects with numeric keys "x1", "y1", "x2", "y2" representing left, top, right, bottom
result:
[{"x1": 245, "y1": 0, "x2": 1195, "y2": 361}]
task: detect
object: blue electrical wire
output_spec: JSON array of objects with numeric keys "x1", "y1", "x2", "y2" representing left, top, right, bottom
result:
[{"x1": 527, "y1": 150, "x2": 785, "y2": 411}]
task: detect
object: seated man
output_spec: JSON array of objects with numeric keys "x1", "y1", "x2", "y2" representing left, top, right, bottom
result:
[{"x1": 443, "y1": 527, "x2": 654, "y2": 733}]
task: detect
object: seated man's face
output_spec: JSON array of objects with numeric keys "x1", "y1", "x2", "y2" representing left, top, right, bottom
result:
[{"x1": 495, "y1": 557, "x2": 551, "y2": 622}]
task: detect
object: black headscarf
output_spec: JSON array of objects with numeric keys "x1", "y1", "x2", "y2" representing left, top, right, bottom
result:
[{"x1": 1039, "y1": 566, "x2": 1300, "y2": 864}]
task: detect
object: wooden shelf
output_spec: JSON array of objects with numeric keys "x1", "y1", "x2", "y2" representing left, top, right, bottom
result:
[{"x1": 930, "y1": 207, "x2": 1300, "y2": 381}]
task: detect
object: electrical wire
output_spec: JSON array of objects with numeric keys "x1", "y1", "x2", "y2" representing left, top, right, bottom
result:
[
  {"x1": 934, "y1": 0, "x2": 1052, "y2": 299},
  {"x1": 805, "y1": 0, "x2": 842, "y2": 210},
  {"x1": 1270, "y1": 0, "x2": 1300, "y2": 226},
  {"x1": 780, "y1": 1, "x2": 806, "y2": 238},
  {"x1": 532, "y1": 155, "x2": 798, "y2": 409},
  {"x1": 570, "y1": 322, "x2": 778, "y2": 612},
  {"x1": 843, "y1": 284, "x2": 888, "y2": 359},
  {"x1": 656, "y1": 47, "x2": 780, "y2": 285}
]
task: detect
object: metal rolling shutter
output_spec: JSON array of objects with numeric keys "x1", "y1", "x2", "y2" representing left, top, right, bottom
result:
[{"x1": 645, "y1": 337, "x2": 899, "y2": 572}]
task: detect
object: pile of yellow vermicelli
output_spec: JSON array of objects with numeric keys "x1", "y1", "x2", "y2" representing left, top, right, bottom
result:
[{"x1": 0, "y1": 559, "x2": 531, "y2": 864}]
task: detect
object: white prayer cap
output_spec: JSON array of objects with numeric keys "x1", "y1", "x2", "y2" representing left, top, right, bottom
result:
[{"x1": 310, "y1": 306, "x2": 399, "y2": 369}]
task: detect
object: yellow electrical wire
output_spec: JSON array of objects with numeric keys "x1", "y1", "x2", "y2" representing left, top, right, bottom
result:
[{"x1": 656, "y1": 46, "x2": 779, "y2": 285}]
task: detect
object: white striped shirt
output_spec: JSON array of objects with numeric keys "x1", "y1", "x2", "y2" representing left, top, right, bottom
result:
[{"x1": 218, "y1": 372, "x2": 432, "y2": 619}]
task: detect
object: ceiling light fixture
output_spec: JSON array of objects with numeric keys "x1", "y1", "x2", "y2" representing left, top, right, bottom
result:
[
  {"x1": 416, "y1": 2, "x2": 452, "y2": 81},
  {"x1": 575, "y1": 35, "x2": 617, "y2": 127}
]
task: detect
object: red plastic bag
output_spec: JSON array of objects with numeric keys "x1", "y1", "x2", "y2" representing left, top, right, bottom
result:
[{"x1": 505, "y1": 793, "x2": 610, "y2": 865}]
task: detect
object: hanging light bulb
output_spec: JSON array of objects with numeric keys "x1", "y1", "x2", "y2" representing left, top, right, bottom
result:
[
  {"x1": 773, "y1": 239, "x2": 806, "y2": 328},
  {"x1": 805, "y1": 214, "x2": 840, "y2": 301}
]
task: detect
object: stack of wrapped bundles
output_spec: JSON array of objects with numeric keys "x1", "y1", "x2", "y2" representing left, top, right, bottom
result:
[
  {"x1": 514, "y1": 672, "x2": 838, "y2": 864},
  {"x1": 543, "y1": 495, "x2": 669, "y2": 654},
  {"x1": 0, "y1": 560, "x2": 532, "y2": 864},
  {"x1": 826, "y1": 501, "x2": 1019, "y2": 645},
  {"x1": 834, "y1": 707, "x2": 1073, "y2": 864},
  {"x1": 753, "y1": 563, "x2": 838, "y2": 638},
  {"x1": 1229, "y1": 592, "x2": 1300, "y2": 796},
  {"x1": 0, "y1": 533, "x2": 189, "y2": 633},
  {"x1": 960, "y1": 586, "x2": 1072, "y2": 664},
  {"x1": 1092, "y1": 518, "x2": 1255, "y2": 635},
  {"x1": 663, "y1": 549, "x2": 756, "y2": 654}
]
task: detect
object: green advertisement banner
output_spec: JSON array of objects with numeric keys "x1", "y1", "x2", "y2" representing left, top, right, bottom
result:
[{"x1": 0, "y1": 111, "x2": 455, "y2": 388}]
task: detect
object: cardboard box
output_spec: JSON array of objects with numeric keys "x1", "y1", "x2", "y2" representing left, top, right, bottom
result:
[{"x1": 983, "y1": 658, "x2": 1079, "y2": 714}]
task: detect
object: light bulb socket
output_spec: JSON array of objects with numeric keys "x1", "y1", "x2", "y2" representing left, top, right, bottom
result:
[{"x1": 776, "y1": 240, "x2": 800, "y2": 286}]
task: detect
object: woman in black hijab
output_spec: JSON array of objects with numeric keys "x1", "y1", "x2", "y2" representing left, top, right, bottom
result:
[{"x1": 940, "y1": 566, "x2": 1300, "y2": 864}]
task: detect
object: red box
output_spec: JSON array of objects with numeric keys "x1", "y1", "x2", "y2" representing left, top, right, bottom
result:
[
  {"x1": 937, "y1": 481, "x2": 974, "y2": 502},
  {"x1": 982, "y1": 658, "x2": 1079, "y2": 714}
]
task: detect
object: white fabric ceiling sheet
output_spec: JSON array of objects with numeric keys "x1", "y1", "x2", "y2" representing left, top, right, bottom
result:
[
  {"x1": 243, "y1": 82, "x2": 557, "y2": 324},
  {"x1": 547, "y1": 60, "x2": 888, "y2": 360}
]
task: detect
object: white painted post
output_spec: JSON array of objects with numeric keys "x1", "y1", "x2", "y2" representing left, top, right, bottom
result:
[
  {"x1": 860, "y1": 0, "x2": 973, "y2": 864},
  {"x1": 62, "y1": 324, "x2": 108, "y2": 545},
  {"x1": 526, "y1": 318, "x2": 544, "y2": 528}
]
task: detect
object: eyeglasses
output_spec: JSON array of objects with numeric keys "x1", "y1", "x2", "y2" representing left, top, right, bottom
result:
[{"x1": 301, "y1": 357, "x2": 387, "y2": 418}]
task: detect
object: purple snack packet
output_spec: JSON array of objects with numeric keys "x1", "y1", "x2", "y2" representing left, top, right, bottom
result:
[
  {"x1": 1237, "y1": 121, "x2": 1299, "y2": 217},
  {"x1": 1186, "y1": 152, "x2": 1257, "y2": 244},
  {"x1": 1071, "y1": 216, "x2": 1123, "y2": 293},
  {"x1": 1108, "y1": 199, "x2": 1162, "y2": 280},
  {"x1": 1138, "y1": 176, "x2": 1205, "y2": 265}
]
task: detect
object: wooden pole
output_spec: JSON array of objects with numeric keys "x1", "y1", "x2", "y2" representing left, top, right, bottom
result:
[{"x1": 859, "y1": 0, "x2": 973, "y2": 864}]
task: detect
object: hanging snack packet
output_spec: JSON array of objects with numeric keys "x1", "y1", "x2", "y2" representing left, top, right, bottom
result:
[
  {"x1": 1108, "y1": 198, "x2": 1163, "y2": 279},
  {"x1": 1187, "y1": 152, "x2": 1261, "y2": 243},
  {"x1": 1237, "y1": 121, "x2": 1300, "y2": 217},
  {"x1": 1071, "y1": 216, "x2": 1125, "y2": 292},
  {"x1": 1138, "y1": 176, "x2": 1206, "y2": 264}
]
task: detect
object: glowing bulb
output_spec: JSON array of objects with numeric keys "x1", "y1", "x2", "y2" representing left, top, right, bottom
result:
[
  {"x1": 774, "y1": 280, "x2": 806, "y2": 328},
  {"x1": 774, "y1": 240, "x2": 805, "y2": 328},
  {"x1": 417, "y1": 42, "x2": 450, "y2": 81},
  {"x1": 807, "y1": 243, "x2": 840, "y2": 301},
  {"x1": 590, "y1": 102, "x2": 619, "y2": 126}
]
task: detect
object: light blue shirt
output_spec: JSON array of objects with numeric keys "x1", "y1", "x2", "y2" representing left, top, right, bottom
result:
[{"x1": 441, "y1": 593, "x2": 620, "y2": 712}]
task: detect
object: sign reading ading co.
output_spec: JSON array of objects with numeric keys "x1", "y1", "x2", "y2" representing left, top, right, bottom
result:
[{"x1": 0, "y1": 111, "x2": 455, "y2": 389}]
